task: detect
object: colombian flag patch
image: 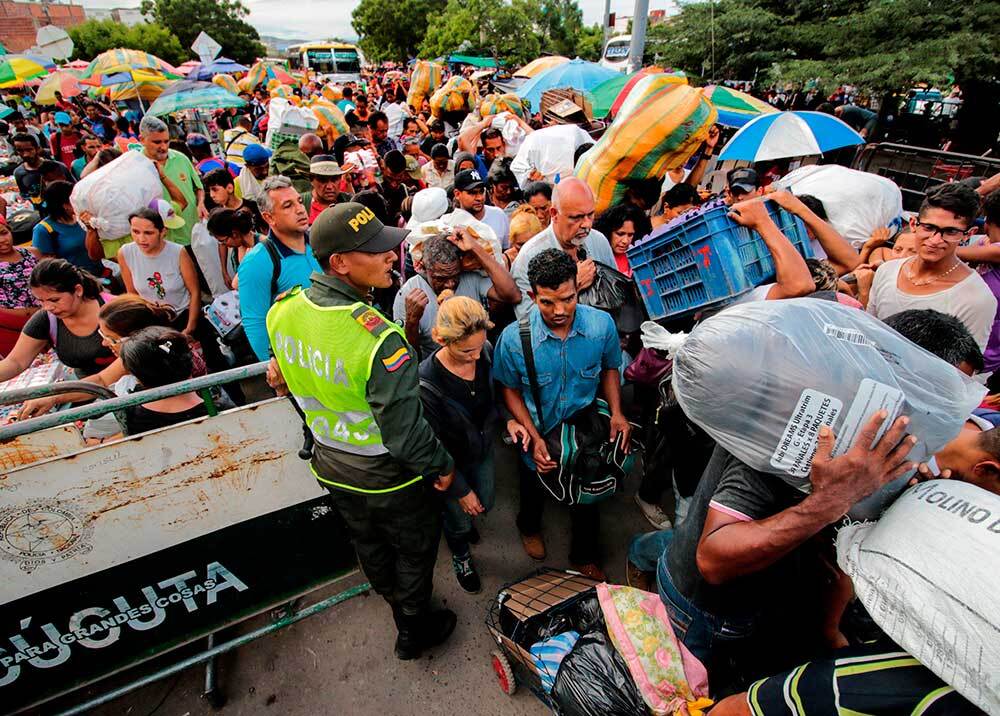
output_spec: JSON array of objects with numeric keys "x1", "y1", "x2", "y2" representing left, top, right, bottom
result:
[{"x1": 382, "y1": 346, "x2": 411, "y2": 372}]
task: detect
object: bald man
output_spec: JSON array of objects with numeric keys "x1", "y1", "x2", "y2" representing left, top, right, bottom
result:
[
  {"x1": 509, "y1": 177, "x2": 616, "y2": 318},
  {"x1": 298, "y1": 132, "x2": 325, "y2": 159}
]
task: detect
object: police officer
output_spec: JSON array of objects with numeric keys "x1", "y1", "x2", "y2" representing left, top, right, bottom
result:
[{"x1": 266, "y1": 202, "x2": 457, "y2": 660}]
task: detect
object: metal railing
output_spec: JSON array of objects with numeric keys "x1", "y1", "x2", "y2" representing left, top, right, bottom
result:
[
  {"x1": 854, "y1": 143, "x2": 1000, "y2": 212},
  {"x1": 0, "y1": 362, "x2": 269, "y2": 442}
]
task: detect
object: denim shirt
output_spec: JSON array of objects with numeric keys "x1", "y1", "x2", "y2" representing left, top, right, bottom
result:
[{"x1": 493, "y1": 304, "x2": 621, "y2": 445}]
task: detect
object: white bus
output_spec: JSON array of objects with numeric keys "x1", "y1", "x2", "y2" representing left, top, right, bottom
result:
[
  {"x1": 286, "y1": 42, "x2": 365, "y2": 84},
  {"x1": 600, "y1": 34, "x2": 632, "y2": 73}
]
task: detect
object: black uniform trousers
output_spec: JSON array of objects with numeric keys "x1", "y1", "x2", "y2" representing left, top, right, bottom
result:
[{"x1": 324, "y1": 481, "x2": 442, "y2": 616}]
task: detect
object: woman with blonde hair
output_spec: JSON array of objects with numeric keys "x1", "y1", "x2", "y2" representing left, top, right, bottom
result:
[
  {"x1": 418, "y1": 295, "x2": 527, "y2": 593},
  {"x1": 504, "y1": 205, "x2": 542, "y2": 269}
]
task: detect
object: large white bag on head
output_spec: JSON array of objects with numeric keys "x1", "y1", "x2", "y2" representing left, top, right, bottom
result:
[
  {"x1": 672, "y1": 299, "x2": 985, "y2": 501},
  {"x1": 510, "y1": 124, "x2": 593, "y2": 188},
  {"x1": 774, "y1": 164, "x2": 903, "y2": 248},
  {"x1": 70, "y1": 150, "x2": 162, "y2": 241},
  {"x1": 837, "y1": 480, "x2": 1000, "y2": 714}
]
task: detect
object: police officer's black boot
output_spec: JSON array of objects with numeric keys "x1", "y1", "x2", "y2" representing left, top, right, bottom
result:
[{"x1": 392, "y1": 605, "x2": 457, "y2": 660}]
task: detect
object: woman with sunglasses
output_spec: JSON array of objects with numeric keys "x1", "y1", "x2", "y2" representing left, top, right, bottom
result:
[{"x1": 863, "y1": 184, "x2": 996, "y2": 351}]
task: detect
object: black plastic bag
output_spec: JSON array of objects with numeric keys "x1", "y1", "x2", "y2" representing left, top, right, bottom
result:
[
  {"x1": 551, "y1": 631, "x2": 648, "y2": 716},
  {"x1": 578, "y1": 261, "x2": 629, "y2": 312}
]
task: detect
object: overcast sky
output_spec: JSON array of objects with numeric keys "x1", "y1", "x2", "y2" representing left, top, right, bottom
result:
[{"x1": 77, "y1": 0, "x2": 673, "y2": 41}]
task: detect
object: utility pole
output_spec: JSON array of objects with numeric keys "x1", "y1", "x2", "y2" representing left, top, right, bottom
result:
[
  {"x1": 603, "y1": 0, "x2": 612, "y2": 47},
  {"x1": 628, "y1": 0, "x2": 649, "y2": 73}
]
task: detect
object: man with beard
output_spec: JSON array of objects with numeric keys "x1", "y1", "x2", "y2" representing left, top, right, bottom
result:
[{"x1": 509, "y1": 177, "x2": 615, "y2": 319}]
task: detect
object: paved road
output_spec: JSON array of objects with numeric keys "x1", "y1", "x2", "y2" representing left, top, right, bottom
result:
[{"x1": 67, "y1": 441, "x2": 657, "y2": 716}]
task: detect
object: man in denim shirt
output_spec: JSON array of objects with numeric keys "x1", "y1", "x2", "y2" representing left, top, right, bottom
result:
[{"x1": 494, "y1": 248, "x2": 630, "y2": 580}]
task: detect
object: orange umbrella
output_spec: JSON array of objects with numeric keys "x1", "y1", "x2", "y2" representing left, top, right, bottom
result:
[{"x1": 514, "y1": 56, "x2": 569, "y2": 79}]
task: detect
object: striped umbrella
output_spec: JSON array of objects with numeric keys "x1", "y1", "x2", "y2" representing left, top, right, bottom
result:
[
  {"x1": 718, "y1": 111, "x2": 865, "y2": 162},
  {"x1": 34, "y1": 71, "x2": 83, "y2": 104},
  {"x1": 108, "y1": 78, "x2": 172, "y2": 102},
  {"x1": 0, "y1": 54, "x2": 54, "y2": 85},
  {"x1": 514, "y1": 56, "x2": 569, "y2": 79},
  {"x1": 246, "y1": 61, "x2": 295, "y2": 89},
  {"x1": 212, "y1": 73, "x2": 239, "y2": 94},
  {"x1": 702, "y1": 85, "x2": 778, "y2": 128},
  {"x1": 147, "y1": 80, "x2": 246, "y2": 117},
  {"x1": 82, "y1": 49, "x2": 177, "y2": 79}
]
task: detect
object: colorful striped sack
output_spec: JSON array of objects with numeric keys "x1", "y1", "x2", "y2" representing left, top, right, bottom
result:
[
  {"x1": 212, "y1": 74, "x2": 239, "y2": 95},
  {"x1": 407, "y1": 60, "x2": 444, "y2": 110},
  {"x1": 575, "y1": 78, "x2": 716, "y2": 214},
  {"x1": 429, "y1": 76, "x2": 477, "y2": 118},
  {"x1": 321, "y1": 83, "x2": 343, "y2": 103},
  {"x1": 305, "y1": 99, "x2": 349, "y2": 143},
  {"x1": 480, "y1": 93, "x2": 525, "y2": 118}
]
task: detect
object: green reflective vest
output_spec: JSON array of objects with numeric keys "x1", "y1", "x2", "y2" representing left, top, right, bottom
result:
[{"x1": 266, "y1": 288, "x2": 419, "y2": 492}]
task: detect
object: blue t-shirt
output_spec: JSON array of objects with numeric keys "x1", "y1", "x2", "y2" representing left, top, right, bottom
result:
[
  {"x1": 237, "y1": 234, "x2": 322, "y2": 360},
  {"x1": 493, "y1": 304, "x2": 621, "y2": 465},
  {"x1": 32, "y1": 218, "x2": 102, "y2": 275}
]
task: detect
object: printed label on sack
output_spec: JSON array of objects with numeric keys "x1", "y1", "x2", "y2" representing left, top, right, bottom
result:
[
  {"x1": 823, "y1": 323, "x2": 875, "y2": 348},
  {"x1": 833, "y1": 378, "x2": 904, "y2": 456},
  {"x1": 771, "y1": 389, "x2": 843, "y2": 477}
]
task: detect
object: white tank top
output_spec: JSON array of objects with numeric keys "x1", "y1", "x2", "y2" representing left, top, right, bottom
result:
[{"x1": 119, "y1": 240, "x2": 190, "y2": 311}]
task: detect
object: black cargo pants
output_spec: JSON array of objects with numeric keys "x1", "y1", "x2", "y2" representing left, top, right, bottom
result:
[{"x1": 324, "y1": 481, "x2": 442, "y2": 615}]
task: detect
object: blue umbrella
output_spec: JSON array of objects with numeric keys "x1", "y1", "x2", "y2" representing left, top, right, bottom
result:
[
  {"x1": 187, "y1": 57, "x2": 249, "y2": 81},
  {"x1": 718, "y1": 110, "x2": 865, "y2": 162},
  {"x1": 515, "y1": 58, "x2": 619, "y2": 111}
]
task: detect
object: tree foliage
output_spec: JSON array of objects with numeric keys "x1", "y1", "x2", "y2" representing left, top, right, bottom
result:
[
  {"x1": 139, "y1": 0, "x2": 266, "y2": 65},
  {"x1": 352, "y1": 0, "x2": 447, "y2": 63},
  {"x1": 575, "y1": 24, "x2": 604, "y2": 62},
  {"x1": 647, "y1": 0, "x2": 1000, "y2": 91},
  {"x1": 68, "y1": 20, "x2": 187, "y2": 66},
  {"x1": 419, "y1": 0, "x2": 541, "y2": 66}
]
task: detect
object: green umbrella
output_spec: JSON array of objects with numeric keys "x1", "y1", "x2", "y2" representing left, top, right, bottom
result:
[
  {"x1": 587, "y1": 72, "x2": 636, "y2": 118},
  {"x1": 146, "y1": 79, "x2": 246, "y2": 117}
]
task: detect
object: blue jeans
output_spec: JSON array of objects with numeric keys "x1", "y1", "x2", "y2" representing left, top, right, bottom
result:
[
  {"x1": 443, "y1": 448, "x2": 496, "y2": 557},
  {"x1": 628, "y1": 530, "x2": 756, "y2": 669}
]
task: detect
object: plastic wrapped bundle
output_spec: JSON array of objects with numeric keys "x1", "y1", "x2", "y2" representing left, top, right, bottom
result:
[
  {"x1": 510, "y1": 124, "x2": 594, "y2": 188},
  {"x1": 407, "y1": 60, "x2": 443, "y2": 110},
  {"x1": 429, "y1": 76, "x2": 477, "y2": 118},
  {"x1": 672, "y1": 299, "x2": 985, "y2": 493},
  {"x1": 70, "y1": 150, "x2": 162, "y2": 241},
  {"x1": 480, "y1": 92, "x2": 525, "y2": 119},
  {"x1": 575, "y1": 77, "x2": 715, "y2": 213}
]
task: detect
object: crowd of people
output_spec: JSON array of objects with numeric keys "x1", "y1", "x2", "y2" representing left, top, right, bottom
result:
[{"x1": 2, "y1": 61, "x2": 998, "y2": 714}]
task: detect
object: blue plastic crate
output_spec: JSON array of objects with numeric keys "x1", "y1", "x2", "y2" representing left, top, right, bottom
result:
[{"x1": 627, "y1": 201, "x2": 813, "y2": 319}]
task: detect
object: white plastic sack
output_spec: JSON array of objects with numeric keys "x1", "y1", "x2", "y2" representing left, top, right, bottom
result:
[
  {"x1": 189, "y1": 221, "x2": 229, "y2": 300},
  {"x1": 672, "y1": 298, "x2": 985, "y2": 499},
  {"x1": 510, "y1": 124, "x2": 594, "y2": 188},
  {"x1": 70, "y1": 150, "x2": 162, "y2": 241},
  {"x1": 490, "y1": 113, "x2": 526, "y2": 158},
  {"x1": 774, "y1": 165, "x2": 903, "y2": 248},
  {"x1": 837, "y1": 479, "x2": 1000, "y2": 714},
  {"x1": 264, "y1": 97, "x2": 319, "y2": 149}
]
